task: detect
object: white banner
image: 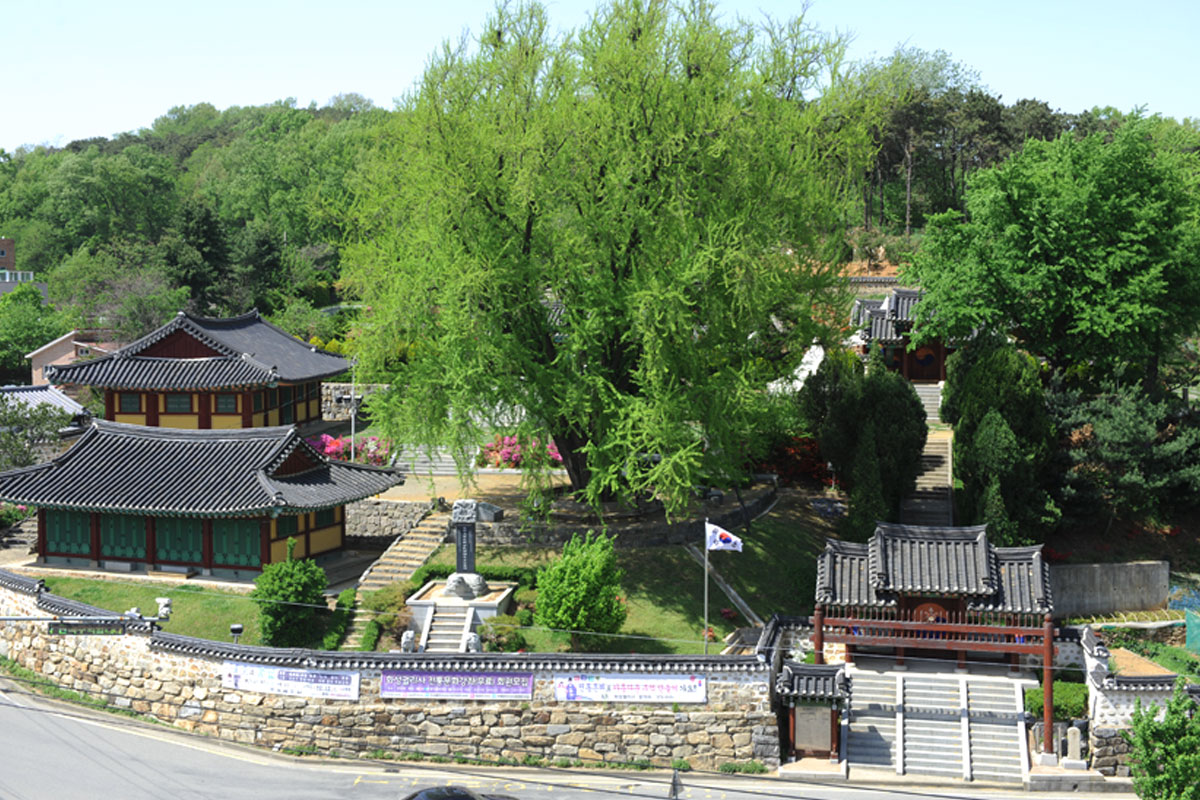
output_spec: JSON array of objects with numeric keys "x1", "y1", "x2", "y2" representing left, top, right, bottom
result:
[
  {"x1": 222, "y1": 661, "x2": 360, "y2": 700},
  {"x1": 553, "y1": 673, "x2": 706, "y2": 704}
]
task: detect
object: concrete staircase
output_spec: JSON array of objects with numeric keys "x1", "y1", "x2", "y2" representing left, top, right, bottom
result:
[
  {"x1": 394, "y1": 447, "x2": 460, "y2": 476},
  {"x1": 845, "y1": 666, "x2": 1029, "y2": 784},
  {"x1": 901, "y1": 433, "x2": 953, "y2": 526},
  {"x1": 356, "y1": 510, "x2": 450, "y2": 594},
  {"x1": 421, "y1": 606, "x2": 471, "y2": 653},
  {"x1": 912, "y1": 382, "x2": 943, "y2": 423}
]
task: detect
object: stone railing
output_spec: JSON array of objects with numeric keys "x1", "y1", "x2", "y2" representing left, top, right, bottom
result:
[{"x1": 0, "y1": 569, "x2": 778, "y2": 769}]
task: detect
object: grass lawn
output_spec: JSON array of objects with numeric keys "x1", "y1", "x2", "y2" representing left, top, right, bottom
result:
[
  {"x1": 422, "y1": 486, "x2": 834, "y2": 653},
  {"x1": 426, "y1": 544, "x2": 740, "y2": 654},
  {"x1": 38, "y1": 577, "x2": 264, "y2": 646}
]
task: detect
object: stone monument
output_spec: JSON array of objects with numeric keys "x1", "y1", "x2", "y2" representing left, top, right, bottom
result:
[{"x1": 445, "y1": 499, "x2": 503, "y2": 599}]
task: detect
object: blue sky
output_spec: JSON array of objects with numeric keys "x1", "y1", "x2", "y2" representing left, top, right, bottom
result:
[{"x1": 6, "y1": 0, "x2": 1196, "y2": 152}]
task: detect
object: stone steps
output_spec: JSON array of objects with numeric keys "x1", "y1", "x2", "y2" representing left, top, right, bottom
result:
[
  {"x1": 912, "y1": 383, "x2": 943, "y2": 423},
  {"x1": 357, "y1": 511, "x2": 450, "y2": 594},
  {"x1": 423, "y1": 608, "x2": 470, "y2": 653}
]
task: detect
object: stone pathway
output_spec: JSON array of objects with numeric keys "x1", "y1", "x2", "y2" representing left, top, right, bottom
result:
[{"x1": 901, "y1": 430, "x2": 953, "y2": 526}]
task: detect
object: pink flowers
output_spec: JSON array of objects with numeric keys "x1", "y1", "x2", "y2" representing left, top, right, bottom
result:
[
  {"x1": 306, "y1": 434, "x2": 391, "y2": 467},
  {"x1": 479, "y1": 434, "x2": 563, "y2": 469}
]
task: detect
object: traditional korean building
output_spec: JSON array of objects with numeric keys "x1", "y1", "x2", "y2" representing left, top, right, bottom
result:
[
  {"x1": 849, "y1": 288, "x2": 953, "y2": 381},
  {"x1": 810, "y1": 522, "x2": 1060, "y2": 762},
  {"x1": 0, "y1": 421, "x2": 401, "y2": 576},
  {"x1": 45, "y1": 310, "x2": 347, "y2": 430}
]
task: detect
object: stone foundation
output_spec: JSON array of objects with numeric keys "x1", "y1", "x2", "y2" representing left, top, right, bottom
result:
[
  {"x1": 321, "y1": 383, "x2": 388, "y2": 421},
  {"x1": 1089, "y1": 727, "x2": 1132, "y2": 777}
]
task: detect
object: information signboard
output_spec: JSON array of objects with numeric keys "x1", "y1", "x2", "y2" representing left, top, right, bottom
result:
[
  {"x1": 553, "y1": 673, "x2": 706, "y2": 704},
  {"x1": 222, "y1": 661, "x2": 360, "y2": 700},
  {"x1": 380, "y1": 670, "x2": 533, "y2": 701},
  {"x1": 47, "y1": 620, "x2": 127, "y2": 636}
]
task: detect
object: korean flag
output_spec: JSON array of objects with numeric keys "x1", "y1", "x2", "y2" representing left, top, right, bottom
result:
[{"x1": 705, "y1": 521, "x2": 743, "y2": 552}]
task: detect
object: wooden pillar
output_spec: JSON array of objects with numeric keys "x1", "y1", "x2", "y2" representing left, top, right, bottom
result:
[
  {"x1": 957, "y1": 650, "x2": 966, "y2": 670},
  {"x1": 104, "y1": 390, "x2": 115, "y2": 421},
  {"x1": 1043, "y1": 613, "x2": 1055, "y2": 756},
  {"x1": 896, "y1": 647, "x2": 905, "y2": 667},
  {"x1": 36, "y1": 509, "x2": 46, "y2": 559},
  {"x1": 202, "y1": 519, "x2": 214, "y2": 573},
  {"x1": 939, "y1": 341, "x2": 947, "y2": 382},
  {"x1": 146, "y1": 393, "x2": 159, "y2": 426},
  {"x1": 1009, "y1": 652, "x2": 1020, "y2": 672},
  {"x1": 830, "y1": 708, "x2": 840, "y2": 759},
  {"x1": 198, "y1": 393, "x2": 211, "y2": 429},
  {"x1": 813, "y1": 605, "x2": 825, "y2": 665},
  {"x1": 89, "y1": 512, "x2": 101, "y2": 564},
  {"x1": 845, "y1": 644, "x2": 855, "y2": 664},
  {"x1": 260, "y1": 519, "x2": 271, "y2": 567},
  {"x1": 242, "y1": 392, "x2": 253, "y2": 428},
  {"x1": 787, "y1": 706, "x2": 796, "y2": 759},
  {"x1": 145, "y1": 517, "x2": 157, "y2": 568}
]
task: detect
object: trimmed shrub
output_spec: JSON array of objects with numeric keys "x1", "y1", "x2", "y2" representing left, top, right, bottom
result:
[
  {"x1": 1024, "y1": 682, "x2": 1088, "y2": 721},
  {"x1": 478, "y1": 614, "x2": 527, "y2": 652},
  {"x1": 535, "y1": 532, "x2": 626, "y2": 651},
  {"x1": 250, "y1": 538, "x2": 328, "y2": 647}
]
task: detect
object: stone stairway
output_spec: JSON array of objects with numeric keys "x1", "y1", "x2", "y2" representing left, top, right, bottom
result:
[
  {"x1": 394, "y1": 447, "x2": 460, "y2": 476},
  {"x1": 911, "y1": 382, "x2": 943, "y2": 423},
  {"x1": 356, "y1": 510, "x2": 450, "y2": 595},
  {"x1": 422, "y1": 606, "x2": 471, "y2": 653},
  {"x1": 901, "y1": 433, "x2": 953, "y2": 526},
  {"x1": 845, "y1": 665, "x2": 1029, "y2": 784}
]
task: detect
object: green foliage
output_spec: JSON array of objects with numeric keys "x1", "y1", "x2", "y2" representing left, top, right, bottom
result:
[
  {"x1": 942, "y1": 337, "x2": 1058, "y2": 543},
  {"x1": 1023, "y1": 683, "x2": 1088, "y2": 721},
  {"x1": 908, "y1": 118, "x2": 1200, "y2": 392},
  {"x1": 0, "y1": 283, "x2": 71, "y2": 384},
  {"x1": 358, "y1": 619, "x2": 382, "y2": 652},
  {"x1": 535, "y1": 532, "x2": 627, "y2": 651},
  {"x1": 1050, "y1": 383, "x2": 1200, "y2": 523},
  {"x1": 477, "y1": 614, "x2": 527, "y2": 652},
  {"x1": 718, "y1": 760, "x2": 768, "y2": 774},
  {"x1": 1125, "y1": 681, "x2": 1200, "y2": 800},
  {"x1": 799, "y1": 346, "x2": 927, "y2": 529},
  {"x1": 339, "y1": 0, "x2": 892, "y2": 513},
  {"x1": 0, "y1": 395, "x2": 73, "y2": 471},
  {"x1": 268, "y1": 296, "x2": 340, "y2": 342},
  {"x1": 320, "y1": 587, "x2": 357, "y2": 650},
  {"x1": 249, "y1": 537, "x2": 328, "y2": 647}
]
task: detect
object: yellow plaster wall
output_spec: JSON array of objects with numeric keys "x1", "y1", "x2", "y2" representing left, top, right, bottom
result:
[
  {"x1": 211, "y1": 415, "x2": 242, "y2": 429},
  {"x1": 252, "y1": 413, "x2": 265, "y2": 427},
  {"x1": 159, "y1": 415, "x2": 200, "y2": 430},
  {"x1": 114, "y1": 414, "x2": 147, "y2": 425},
  {"x1": 308, "y1": 526, "x2": 341, "y2": 555},
  {"x1": 267, "y1": 410, "x2": 280, "y2": 426}
]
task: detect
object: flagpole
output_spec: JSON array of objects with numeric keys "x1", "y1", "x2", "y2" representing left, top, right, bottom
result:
[{"x1": 703, "y1": 519, "x2": 709, "y2": 655}]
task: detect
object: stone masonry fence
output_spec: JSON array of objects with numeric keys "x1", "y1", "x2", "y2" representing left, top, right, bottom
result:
[{"x1": 0, "y1": 570, "x2": 778, "y2": 769}]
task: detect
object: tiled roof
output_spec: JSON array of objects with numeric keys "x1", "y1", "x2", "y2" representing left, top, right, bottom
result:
[
  {"x1": 0, "y1": 421, "x2": 402, "y2": 516},
  {"x1": 775, "y1": 662, "x2": 847, "y2": 701},
  {"x1": 0, "y1": 384, "x2": 87, "y2": 418},
  {"x1": 816, "y1": 523, "x2": 1053, "y2": 614},
  {"x1": 46, "y1": 310, "x2": 348, "y2": 390},
  {"x1": 854, "y1": 288, "x2": 923, "y2": 345}
]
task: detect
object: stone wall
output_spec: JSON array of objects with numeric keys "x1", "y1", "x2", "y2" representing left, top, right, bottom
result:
[
  {"x1": 343, "y1": 498, "x2": 430, "y2": 544},
  {"x1": 0, "y1": 571, "x2": 778, "y2": 769},
  {"x1": 1089, "y1": 727, "x2": 1132, "y2": 777},
  {"x1": 1050, "y1": 561, "x2": 1169, "y2": 618},
  {"x1": 475, "y1": 482, "x2": 777, "y2": 548},
  {"x1": 321, "y1": 383, "x2": 389, "y2": 422}
]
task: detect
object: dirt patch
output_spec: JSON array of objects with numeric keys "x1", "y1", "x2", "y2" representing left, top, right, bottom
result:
[{"x1": 1109, "y1": 647, "x2": 1176, "y2": 677}]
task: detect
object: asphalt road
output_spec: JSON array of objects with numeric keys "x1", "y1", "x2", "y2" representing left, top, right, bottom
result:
[{"x1": 0, "y1": 681, "x2": 1114, "y2": 800}]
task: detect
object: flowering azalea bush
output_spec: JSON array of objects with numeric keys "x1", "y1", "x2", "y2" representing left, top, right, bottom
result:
[
  {"x1": 754, "y1": 436, "x2": 833, "y2": 487},
  {"x1": 478, "y1": 434, "x2": 563, "y2": 469},
  {"x1": 0, "y1": 502, "x2": 31, "y2": 529},
  {"x1": 306, "y1": 434, "x2": 391, "y2": 467}
]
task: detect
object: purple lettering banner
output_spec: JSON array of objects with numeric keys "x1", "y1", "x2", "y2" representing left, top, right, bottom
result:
[{"x1": 380, "y1": 670, "x2": 534, "y2": 700}]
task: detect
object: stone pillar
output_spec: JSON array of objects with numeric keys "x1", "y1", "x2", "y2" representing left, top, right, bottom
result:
[{"x1": 452, "y1": 500, "x2": 477, "y2": 575}]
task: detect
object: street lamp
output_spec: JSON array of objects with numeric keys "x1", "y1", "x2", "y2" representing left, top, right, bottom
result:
[{"x1": 230, "y1": 623, "x2": 244, "y2": 644}]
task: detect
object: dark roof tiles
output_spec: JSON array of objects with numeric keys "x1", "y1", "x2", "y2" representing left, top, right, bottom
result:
[
  {"x1": 775, "y1": 662, "x2": 847, "y2": 701},
  {"x1": 0, "y1": 421, "x2": 401, "y2": 516},
  {"x1": 46, "y1": 310, "x2": 347, "y2": 390},
  {"x1": 816, "y1": 523, "x2": 1053, "y2": 614}
]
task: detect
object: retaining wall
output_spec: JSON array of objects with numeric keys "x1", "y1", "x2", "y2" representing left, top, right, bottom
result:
[
  {"x1": 343, "y1": 499, "x2": 429, "y2": 544},
  {"x1": 320, "y1": 383, "x2": 389, "y2": 422},
  {"x1": 1049, "y1": 562, "x2": 1169, "y2": 619},
  {"x1": 0, "y1": 570, "x2": 777, "y2": 768}
]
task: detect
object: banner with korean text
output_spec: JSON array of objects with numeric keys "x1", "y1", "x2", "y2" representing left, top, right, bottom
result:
[
  {"x1": 221, "y1": 661, "x2": 360, "y2": 700},
  {"x1": 553, "y1": 673, "x2": 706, "y2": 703},
  {"x1": 380, "y1": 670, "x2": 534, "y2": 701}
]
